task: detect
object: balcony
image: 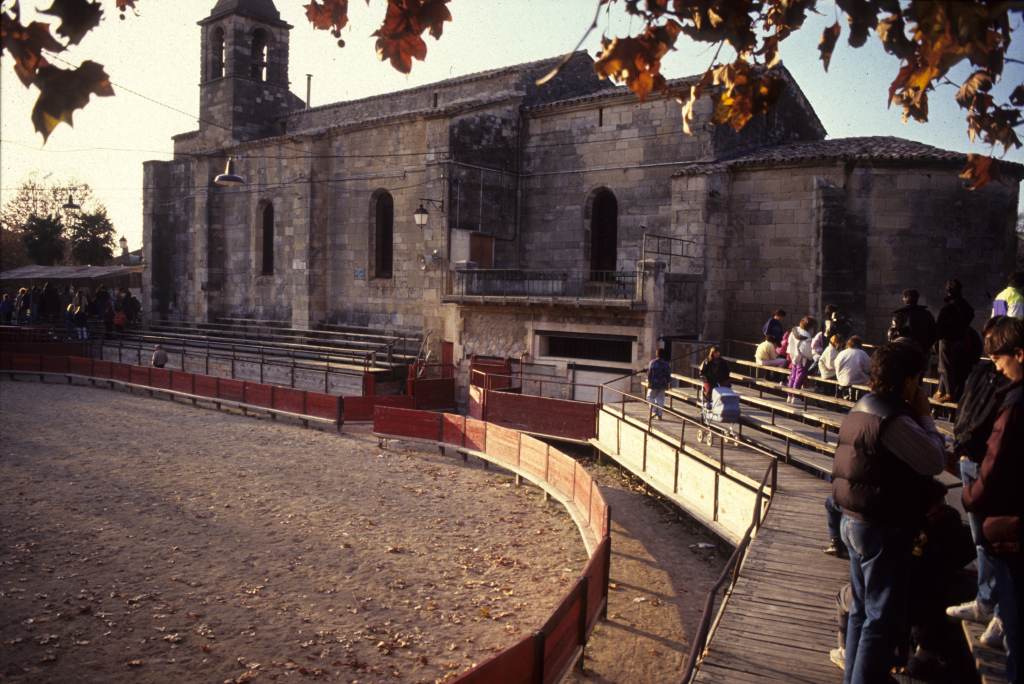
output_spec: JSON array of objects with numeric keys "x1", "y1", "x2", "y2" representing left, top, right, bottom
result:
[{"x1": 443, "y1": 269, "x2": 642, "y2": 307}]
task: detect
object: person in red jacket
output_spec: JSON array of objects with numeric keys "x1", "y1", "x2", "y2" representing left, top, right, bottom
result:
[{"x1": 963, "y1": 316, "x2": 1024, "y2": 683}]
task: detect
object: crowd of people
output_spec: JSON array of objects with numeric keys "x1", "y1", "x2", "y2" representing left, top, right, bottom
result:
[
  {"x1": 815, "y1": 273, "x2": 1024, "y2": 684},
  {"x1": 0, "y1": 283, "x2": 141, "y2": 339},
  {"x1": 728, "y1": 275, "x2": 1024, "y2": 682}
]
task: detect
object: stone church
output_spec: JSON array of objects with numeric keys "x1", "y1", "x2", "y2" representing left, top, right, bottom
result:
[{"x1": 144, "y1": 0, "x2": 1021, "y2": 391}]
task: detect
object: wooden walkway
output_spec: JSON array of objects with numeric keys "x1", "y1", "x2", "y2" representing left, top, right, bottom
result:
[{"x1": 614, "y1": 400, "x2": 848, "y2": 682}]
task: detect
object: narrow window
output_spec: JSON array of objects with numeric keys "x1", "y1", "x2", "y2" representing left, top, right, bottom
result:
[
  {"x1": 433, "y1": 92, "x2": 439, "y2": 108},
  {"x1": 261, "y1": 203, "x2": 274, "y2": 275},
  {"x1": 212, "y1": 27, "x2": 225, "y2": 79},
  {"x1": 598, "y1": 107, "x2": 604, "y2": 127},
  {"x1": 590, "y1": 189, "x2": 617, "y2": 279},
  {"x1": 374, "y1": 192, "x2": 394, "y2": 278},
  {"x1": 251, "y1": 29, "x2": 268, "y2": 82}
]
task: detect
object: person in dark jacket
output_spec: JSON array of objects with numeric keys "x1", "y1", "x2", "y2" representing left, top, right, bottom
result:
[
  {"x1": 935, "y1": 279, "x2": 979, "y2": 402},
  {"x1": 888, "y1": 289, "x2": 938, "y2": 358},
  {"x1": 831, "y1": 339, "x2": 945, "y2": 684},
  {"x1": 699, "y1": 346, "x2": 731, "y2": 404},
  {"x1": 762, "y1": 308, "x2": 786, "y2": 344},
  {"x1": 963, "y1": 317, "x2": 1024, "y2": 683},
  {"x1": 946, "y1": 318, "x2": 1012, "y2": 649}
]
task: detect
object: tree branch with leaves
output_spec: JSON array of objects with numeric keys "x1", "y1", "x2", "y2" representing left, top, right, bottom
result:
[{"x1": 2, "y1": 0, "x2": 1020, "y2": 188}]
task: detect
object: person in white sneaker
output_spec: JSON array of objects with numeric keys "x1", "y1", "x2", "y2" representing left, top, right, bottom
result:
[{"x1": 963, "y1": 317, "x2": 1024, "y2": 683}]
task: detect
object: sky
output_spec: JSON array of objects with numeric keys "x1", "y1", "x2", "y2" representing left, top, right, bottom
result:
[{"x1": 1, "y1": 0, "x2": 1022, "y2": 251}]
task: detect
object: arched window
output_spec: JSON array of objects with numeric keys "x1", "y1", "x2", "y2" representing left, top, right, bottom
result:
[
  {"x1": 261, "y1": 202, "x2": 274, "y2": 275},
  {"x1": 251, "y1": 29, "x2": 268, "y2": 82},
  {"x1": 211, "y1": 27, "x2": 225, "y2": 79},
  {"x1": 373, "y1": 192, "x2": 394, "y2": 279},
  {"x1": 590, "y1": 189, "x2": 618, "y2": 279}
]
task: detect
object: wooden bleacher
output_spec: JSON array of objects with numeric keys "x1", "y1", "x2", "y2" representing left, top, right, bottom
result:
[{"x1": 657, "y1": 350, "x2": 1001, "y2": 682}]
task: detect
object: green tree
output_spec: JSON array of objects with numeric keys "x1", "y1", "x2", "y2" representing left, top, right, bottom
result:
[
  {"x1": 22, "y1": 214, "x2": 66, "y2": 266},
  {"x1": 68, "y1": 209, "x2": 115, "y2": 265},
  {"x1": 0, "y1": 226, "x2": 31, "y2": 272},
  {"x1": 0, "y1": 175, "x2": 98, "y2": 233}
]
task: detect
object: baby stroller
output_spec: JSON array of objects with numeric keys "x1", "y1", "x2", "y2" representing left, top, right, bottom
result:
[{"x1": 696, "y1": 385, "x2": 741, "y2": 446}]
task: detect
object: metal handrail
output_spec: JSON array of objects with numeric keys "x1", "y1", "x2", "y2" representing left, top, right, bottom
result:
[{"x1": 680, "y1": 456, "x2": 778, "y2": 683}]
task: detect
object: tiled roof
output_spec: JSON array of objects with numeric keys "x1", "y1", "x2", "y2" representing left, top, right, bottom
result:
[
  {"x1": 290, "y1": 52, "x2": 586, "y2": 119},
  {"x1": 675, "y1": 136, "x2": 1024, "y2": 175}
]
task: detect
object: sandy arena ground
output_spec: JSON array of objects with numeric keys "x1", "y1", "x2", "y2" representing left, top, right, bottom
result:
[{"x1": 0, "y1": 379, "x2": 726, "y2": 683}]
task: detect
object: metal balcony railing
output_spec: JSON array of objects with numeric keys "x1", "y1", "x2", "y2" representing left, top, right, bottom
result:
[{"x1": 445, "y1": 269, "x2": 639, "y2": 301}]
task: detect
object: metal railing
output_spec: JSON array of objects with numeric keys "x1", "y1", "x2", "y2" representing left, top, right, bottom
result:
[
  {"x1": 641, "y1": 231, "x2": 699, "y2": 274},
  {"x1": 681, "y1": 457, "x2": 778, "y2": 683},
  {"x1": 593, "y1": 356, "x2": 779, "y2": 683},
  {"x1": 94, "y1": 335, "x2": 376, "y2": 395},
  {"x1": 446, "y1": 269, "x2": 639, "y2": 301}
]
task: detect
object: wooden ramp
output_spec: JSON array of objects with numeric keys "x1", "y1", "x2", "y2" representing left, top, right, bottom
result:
[
  {"x1": 607, "y1": 400, "x2": 848, "y2": 682},
  {"x1": 693, "y1": 468, "x2": 847, "y2": 683}
]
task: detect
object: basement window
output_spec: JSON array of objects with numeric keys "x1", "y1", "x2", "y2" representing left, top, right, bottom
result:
[{"x1": 538, "y1": 332, "x2": 633, "y2": 363}]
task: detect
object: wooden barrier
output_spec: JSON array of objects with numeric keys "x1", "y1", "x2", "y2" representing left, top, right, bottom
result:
[
  {"x1": 150, "y1": 368, "x2": 172, "y2": 390},
  {"x1": 486, "y1": 391, "x2": 598, "y2": 442},
  {"x1": 409, "y1": 376, "x2": 456, "y2": 410},
  {"x1": 244, "y1": 381, "x2": 273, "y2": 408},
  {"x1": 3, "y1": 354, "x2": 348, "y2": 431},
  {"x1": 171, "y1": 370, "x2": 195, "y2": 395},
  {"x1": 371, "y1": 405, "x2": 612, "y2": 684},
  {"x1": 272, "y1": 386, "x2": 306, "y2": 414},
  {"x1": 217, "y1": 378, "x2": 245, "y2": 403},
  {"x1": 130, "y1": 365, "x2": 151, "y2": 386},
  {"x1": 341, "y1": 395, "x2": 415, "y2": 422}
]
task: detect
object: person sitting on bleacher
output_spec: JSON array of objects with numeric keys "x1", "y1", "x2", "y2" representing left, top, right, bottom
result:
[
  {"x1": 819, "y1": 334, "x2": 846, "y2": 381},
  {"x1": 836, "y1": 336, "x2": 871, "y2": 400},
  {"x1": 755, "y1": 334, "x2": 787, "y2": 367},
  {"x1": 785, "y1": 316, "x2": 817, "y2": 403},
  {"x1": 763, "y1": 308, "x2": 787, "y2": 344}
]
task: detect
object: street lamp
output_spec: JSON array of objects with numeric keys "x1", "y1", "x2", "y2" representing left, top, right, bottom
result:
[
  {"x1": 214, "y1": 156, "x2": 245, "y2": 186},
  {"x1": 413, "y1": 198, "x2": 443, "y2": 228}
]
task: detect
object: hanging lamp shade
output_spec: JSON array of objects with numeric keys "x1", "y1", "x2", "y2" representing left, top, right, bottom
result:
[
  {"x1": 413, "y1": 203, "x2": 429, "y2": 228},
  {"x1": 214, "y1": 157, "x2": 244, "y2": 186}
]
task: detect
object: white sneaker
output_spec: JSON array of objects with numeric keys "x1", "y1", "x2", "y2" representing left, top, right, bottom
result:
[
  {"x1": 829, "y1": 646, "x2": 845, "y2": 670},
  {"x1": 945, "y1": 599, "x2": 993, "y2": 624},
  {"x1": 979, "y1": 616, "x2": 1005, "y2": 649}
]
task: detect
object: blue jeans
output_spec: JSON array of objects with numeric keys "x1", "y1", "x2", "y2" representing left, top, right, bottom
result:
[
  {"x1": 841, "y1": 515, "x2": 913, "y2": 684},
  {"x1": 992, "y1": 557, "x2": 1022, "y2": 683},
  {"x1": 647, "y1": 387, "x2": 666, "y2": 418},
  {"x1": 961, "y1": 458, "x2": 999, "y2": 612},
  {"x1": 826, "y1": 495, "x2": 842, "y2": 541}
]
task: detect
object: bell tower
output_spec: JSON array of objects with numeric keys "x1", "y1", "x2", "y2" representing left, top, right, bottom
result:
[{"x1": 197, "y1": 0, "x2": 303, "y2": 143}]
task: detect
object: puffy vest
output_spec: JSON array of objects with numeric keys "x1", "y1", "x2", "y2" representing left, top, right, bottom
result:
[{"x1": 832, "y1": 393, "x2": 933, "y2": 525}]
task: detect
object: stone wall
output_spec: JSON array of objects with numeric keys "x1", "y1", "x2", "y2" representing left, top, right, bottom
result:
[
  {"x1": 518, "y1": 95, "x2": 713, "y2": 275},
  {"x1": 676, "y1": 162, "x2": 1020, "y2": 346},
  {"x1": 143, "y1": 159, "x2": 194, "y2": 321}
]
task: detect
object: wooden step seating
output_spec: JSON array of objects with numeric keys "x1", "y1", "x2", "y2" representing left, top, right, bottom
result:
[
  {"x1": 726, "y1": 356, "x2": 959, "y2": 417},
  {"x1": 665, "y1": 376, "x2": 836, "y2": 478},
  {"x1": 144, "y1": 320, "x2": 419, "y2": 371}
]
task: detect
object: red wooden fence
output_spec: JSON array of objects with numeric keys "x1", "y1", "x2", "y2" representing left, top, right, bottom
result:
[{"x1": 371, "y1": 405, "x2": 611, "y2": 684}]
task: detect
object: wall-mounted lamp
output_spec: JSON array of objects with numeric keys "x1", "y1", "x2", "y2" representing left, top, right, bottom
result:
[
  {"x1": 214, "y1": 156, "x2": 245, "y2": 187},
  {"x1": 413, "y1": 198, "x2": 444, "y2": 228},
  {"x1": 417, "y1": 249, "x2": 443, "y2": 270}
]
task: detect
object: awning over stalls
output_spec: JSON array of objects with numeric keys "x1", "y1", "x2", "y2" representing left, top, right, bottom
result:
[{"x1": 0, "y1": 264, "x2": 143, "y2": 282}]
